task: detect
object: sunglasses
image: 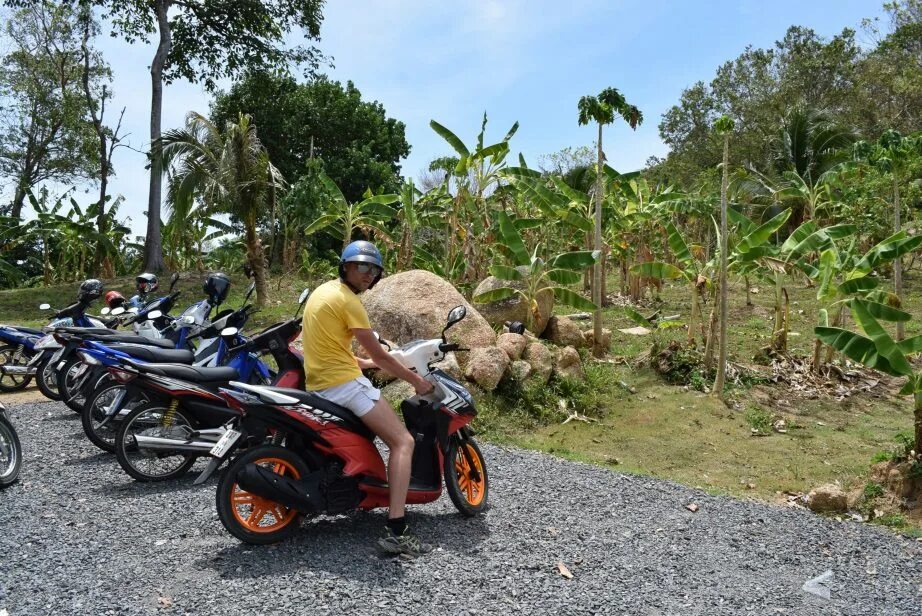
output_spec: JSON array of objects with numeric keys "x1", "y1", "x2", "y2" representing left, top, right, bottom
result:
[{"x1": 355, "y1": 263, "x2": 382, "y2": 276}]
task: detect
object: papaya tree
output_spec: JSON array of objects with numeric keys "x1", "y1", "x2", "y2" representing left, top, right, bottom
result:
[
  {"x1": 815, "y1": 298, "x2": 922, "y2": 462},
  {"x1": 577, "y1": 87, "x2": 642, "y2": 356},
  {"x1": 473, "y1": 211, "x2": 599, "y2": 333},
  {"x1": 853, "y1": 130, "x2": 922, "y2": 340}
]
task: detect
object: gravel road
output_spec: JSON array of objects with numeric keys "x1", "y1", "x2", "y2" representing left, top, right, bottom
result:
[{"x1": 0, "y1": 400, "x2": 919, "y2": 615}]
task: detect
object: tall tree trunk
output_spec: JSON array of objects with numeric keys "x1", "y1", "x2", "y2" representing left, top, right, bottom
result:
[
  {"x1": 714, "y1": 133, "x2": 730, "y2": 396},
  {"x1": 893, "y1": 176, "x2": 904, "y2": 341},
  {"x1": 10, "y1": 184, "x2": 27, "y2": 220},
  {"x1": 592, "y1": 123, "x2": 604, "y2": 357},
  {"x1": 245, "y1": 223, "x2": 269, "y2": 307},
  {"x1": 143, "y1": 0, "x2": 171, "y2": 273}
]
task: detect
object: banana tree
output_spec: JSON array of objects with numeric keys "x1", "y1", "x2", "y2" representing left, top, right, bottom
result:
[
  {"x1": 630, "y1": 221, "x2": 712, "y2": 346},
  {"x1": 304, "y1": 173, "x2": 398, "y2": 250},
  {"x1": 473, "y1": 211, "x2": 599, "y2": 333},
  {"x1": 783, "y1": 222, "x2": 922, "y2": 371},
  {"x1": 430, "y1": 114, "x2": 519, "y2": 282},
  {"x1": 728, "y1": 208, "x2": 792, "y2": 352},
  {"x1": 815, "y1": 298, "x2": 922, "y2": 459}
]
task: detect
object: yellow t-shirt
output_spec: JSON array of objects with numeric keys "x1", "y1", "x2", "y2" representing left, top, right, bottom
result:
[{"x1": 302, "y1": 279, "x2": 372, "y2": 391}]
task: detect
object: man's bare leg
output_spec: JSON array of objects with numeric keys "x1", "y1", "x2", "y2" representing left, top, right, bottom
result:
[{"x1": 359, "y1": 398, "x2": 414, "y2": 518}]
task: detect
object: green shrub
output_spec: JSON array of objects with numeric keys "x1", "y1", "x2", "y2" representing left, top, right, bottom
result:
[
  {"x1": 863, "y1": 482, "x2": 884, "y2": 500},
  {"x1": 745, "y1": 406, "x2": 773, "y2": 435},
  {"x1": 874, "y1": 513, "x2": 906, "y2": 528},
  {"x1": 871, "y1": 450, "x2": 893, "y2": 464}
]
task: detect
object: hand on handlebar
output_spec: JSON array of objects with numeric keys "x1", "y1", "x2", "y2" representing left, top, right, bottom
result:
[{"x1": 413, "y1": 376, "x2": 435, "y2": 397}]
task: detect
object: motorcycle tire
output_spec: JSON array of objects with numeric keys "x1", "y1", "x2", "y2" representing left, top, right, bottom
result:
[
  {"x1": 114, "y1": 402, "x2": 199, "y2": 482},
  {"x1": 216, "y1": 445, "x2": 309, "y2": 545},
  {"x1": 82, "y1": 383, "x2": 146, "y2": 453},
  {"x1": 0, "y1": 344, "x2": 33, "y2": 392},
  {"x1": 0, "y1": 415, "x2": 22, "y2": 488},
  {"x1": 57, "y1": 357, "x2": 88, "y2": 414},
  {"x1": 444, "y1": 436, "x2": 489, "y2": 516},
  {"x1": 35, "y1": 357, "x2": 61, "y2": 401}
]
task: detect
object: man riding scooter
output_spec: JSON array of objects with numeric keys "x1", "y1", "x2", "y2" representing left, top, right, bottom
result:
[{"x1": 301, "y1": 240, "x2": 435, "y2": 557}]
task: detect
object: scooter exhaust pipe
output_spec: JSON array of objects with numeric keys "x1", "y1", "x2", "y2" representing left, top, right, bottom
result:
[
  {"x1": 235, "y1": 463, "x2": 320, "y2": 514},
  {"x1": 0, "y1": 365, "x2": 36, "y2": 376},
  {"x1": 131, "y1": 434, "x2": 217, "y2": 453}
]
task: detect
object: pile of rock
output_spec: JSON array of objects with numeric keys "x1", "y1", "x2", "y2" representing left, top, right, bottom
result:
[{"x1": 358, "y1": 270, "x2": 600, "y2": 393}]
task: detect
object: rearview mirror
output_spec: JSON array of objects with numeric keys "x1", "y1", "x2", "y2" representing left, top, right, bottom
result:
[
  {"x1": 244, "y1": 281, "x2": 256, "y2": 303},
  {"x1": 111, "y1": 307, "x2": 126, "y2": 316},
  {"x1": 169, "y1": 272, "x2": 180, "y2": 291},
  {"x1": 100, "y1": 307, "x2": 111, "y2": 315},
  {"x1": 447, "y1": 305, "x2": 466, "y2": 327},
  {"x1": 298, "y1": 288, "x2": 310, "y2": 304},
  {"x1": 39, "y1": 303, "x2": 51, "y2": 310},
  {"x1": 147, "y1": 310, "x2": 163, "y2": 320}
]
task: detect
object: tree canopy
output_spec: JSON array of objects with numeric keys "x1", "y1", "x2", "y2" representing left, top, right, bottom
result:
[{"x1": 210, "y1": 71, "x2": 410, "y2": 203}]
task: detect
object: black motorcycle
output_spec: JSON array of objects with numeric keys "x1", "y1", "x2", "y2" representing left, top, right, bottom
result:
[{"x1": 0, "y1": 401, "x2": 22, "y2": 488}]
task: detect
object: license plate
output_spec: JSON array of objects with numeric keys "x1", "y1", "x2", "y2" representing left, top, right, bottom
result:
[
  {"x1": 209, "y1": 428, "x2": 241, "y2": 458},
  {"x1": 50, "y1": 349, "x2": 64, "y2": 364}
]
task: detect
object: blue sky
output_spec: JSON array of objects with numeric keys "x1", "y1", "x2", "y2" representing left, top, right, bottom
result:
[{"x1": 11, "y1": 0, "x2": 886, "y2": 235}]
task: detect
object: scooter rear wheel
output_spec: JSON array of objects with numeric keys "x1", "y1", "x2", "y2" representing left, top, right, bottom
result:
[
  {"x1": 445, "y1": 437, "x2": 489, "y2": 516},
  {"x1": 115, "y1": 403, "x2": 198, "y2": 481},
  {"x1": 216, "y1": 445, "x2": 308, "y2": 545},
  {"x1": 0, "y1": 345, "x2": 32, "y2": 392}
]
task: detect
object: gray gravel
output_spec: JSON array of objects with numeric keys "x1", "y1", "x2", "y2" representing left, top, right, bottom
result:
[{"x1": 0, "y1": 400, "x2": 919, "y2": 616}]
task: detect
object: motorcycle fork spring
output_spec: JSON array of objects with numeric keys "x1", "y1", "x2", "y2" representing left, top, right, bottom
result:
[
  {"x1": 162, "y1": 399, "x2": 179, "y2": 427},
  {"x1": 12, "y1": 345, "x2": 23, "y2": 362}
]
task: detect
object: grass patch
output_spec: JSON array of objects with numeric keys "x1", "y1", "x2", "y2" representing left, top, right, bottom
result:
[{"x1": 745, "y1": 406, "x2": 773, "y2": 435}]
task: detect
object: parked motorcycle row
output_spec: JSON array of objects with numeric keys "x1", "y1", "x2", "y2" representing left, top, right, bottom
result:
[{"x1": 0, "y1": 273, "x2": 489, "y2": 545}]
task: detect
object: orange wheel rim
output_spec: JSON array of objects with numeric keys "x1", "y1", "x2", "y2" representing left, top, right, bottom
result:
[
  {"x1": 230, "y1": 457, "x2": 300, "y2": 533},
  {"x1": 454, "y1": 444, "x2": 485, "y2": 506}
]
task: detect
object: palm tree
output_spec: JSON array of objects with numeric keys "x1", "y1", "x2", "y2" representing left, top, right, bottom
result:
[
  {"x1": 577, "y1": 87, "x2": 643, "y2": 356},
  {"x1": 160, "y1": 112, "x2": 284, "y2": 306}
]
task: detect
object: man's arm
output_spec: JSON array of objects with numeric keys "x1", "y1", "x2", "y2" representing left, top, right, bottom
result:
[{"x1": 353, "y1": 328, "x2": 434, "y2": 395}]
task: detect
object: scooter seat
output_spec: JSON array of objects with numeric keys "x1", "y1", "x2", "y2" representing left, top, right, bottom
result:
[
  {"x1": 12, "y1": 326, "x2": 44, "y2": 336},
  {"x1": 57, "y1": 326, "x2": 114, "y2": 336},
  {"x1": 261, "y1": 387, "x2": 375, "y2": 439},
  {"x1": 88, "y1": 333, "x2": 175, "y2": 349},
  {"x1": 128, "y1": 360, "x2": 239, "y2": 383},
  {"x1": 105, "y1": 343, "x2": 194, "y2": 364}
]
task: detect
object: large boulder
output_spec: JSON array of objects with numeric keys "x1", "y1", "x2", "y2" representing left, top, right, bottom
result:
[
  {"x1": 543, "y1": 315, "x2": 586, "y2": 348},
  {"x1": 554, "y1": 346, "x2": 584, "y2": 380},
  {"x1": 583, "y1": 328, "x2": 613, "y2": 351},
  {"x1": 361, "y1": 270, "x2": 496, "y2": 368},
  {"x1": 496, "y1": 333, "x2": 527, "y2": 361},
  {"x1": 463, "y1": 346, "x2": 510, "y2": 391},
  {"x1": 523, "y1": 342, "x2": 554, "y2": 385},
  {"x1": 506, "y1": 359, "x2": 533, "y2": 382},
  {"x1": 473, "y1": 267, "x2": 554, "y2": 335}
]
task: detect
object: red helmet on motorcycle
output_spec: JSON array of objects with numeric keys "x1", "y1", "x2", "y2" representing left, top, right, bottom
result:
[{"x1": 104, "y1": 291, "x2": 126, "y2": 309}]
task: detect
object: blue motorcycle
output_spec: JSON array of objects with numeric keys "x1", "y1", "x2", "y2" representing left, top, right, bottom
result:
[{"x1": 78, "y1": 283, "x2": 270, "y2": 454}]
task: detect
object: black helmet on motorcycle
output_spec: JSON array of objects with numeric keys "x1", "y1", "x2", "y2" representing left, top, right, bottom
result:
[
  {"x1": 77, "y1": 279, "x2": 104, "y2": 303},
  {"x1": 339, "y1": 240, "x2": 383, "y2": 289},
  {"x1": 204, "y1": 272, "x2": 231, "y2": 305},
  {"x1": 136, "y1": 273, "x2": 158, "y2": 295}
]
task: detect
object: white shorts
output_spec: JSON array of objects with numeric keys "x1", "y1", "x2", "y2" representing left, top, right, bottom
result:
[{"x1": 312, "y1": 376, "x2": 381, "y2": 417}]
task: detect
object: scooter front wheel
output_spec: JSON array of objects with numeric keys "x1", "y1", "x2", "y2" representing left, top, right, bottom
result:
[
  {"x1": 0, "y1": 415, "x2": 22, "y2": 488},
  {"x1": 216, "y1": 445, "x2": 308, "y2": 545},
  {"x1": 444, "y1": 437, "x2": 489, "y2": 516},
  {"x1": 35, "y1": 358, "x2": 61, "y2": 401}
]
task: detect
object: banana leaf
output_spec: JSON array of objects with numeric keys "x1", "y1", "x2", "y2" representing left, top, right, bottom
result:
[
  {"x1": 546, "y1": 269, "x2": 582, "y2": 285},
  {"x1": 473, "y1": 287, "x2": 519, "y2": 303},
  {"x1": 665, "y1": 221, "x2": 694, "y2": 268},
  {"x1": 430, "y1": 120, "x2": 470, "y2": 158},
  {"x1": 496, "y1": 211, "x2": 529, "y2": 266},
  {"x1": 549, "y1": 287, "x2": 597, "y2": 311},
  {"x1": 489, "y1": 265, "x2": 523, "y2": 281},
  {"x1": 814, "y1": 326, "x2": 910, "y2": 377},
  {"x1": 735, "y1": 209, "x2": 791, "y2": 255},
  {"x1": 548, "y1": 250, "x2": 599, "y2": 270},
  {"x1": 630, "y1": 261, "x2": 684, "y2": 280}
]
